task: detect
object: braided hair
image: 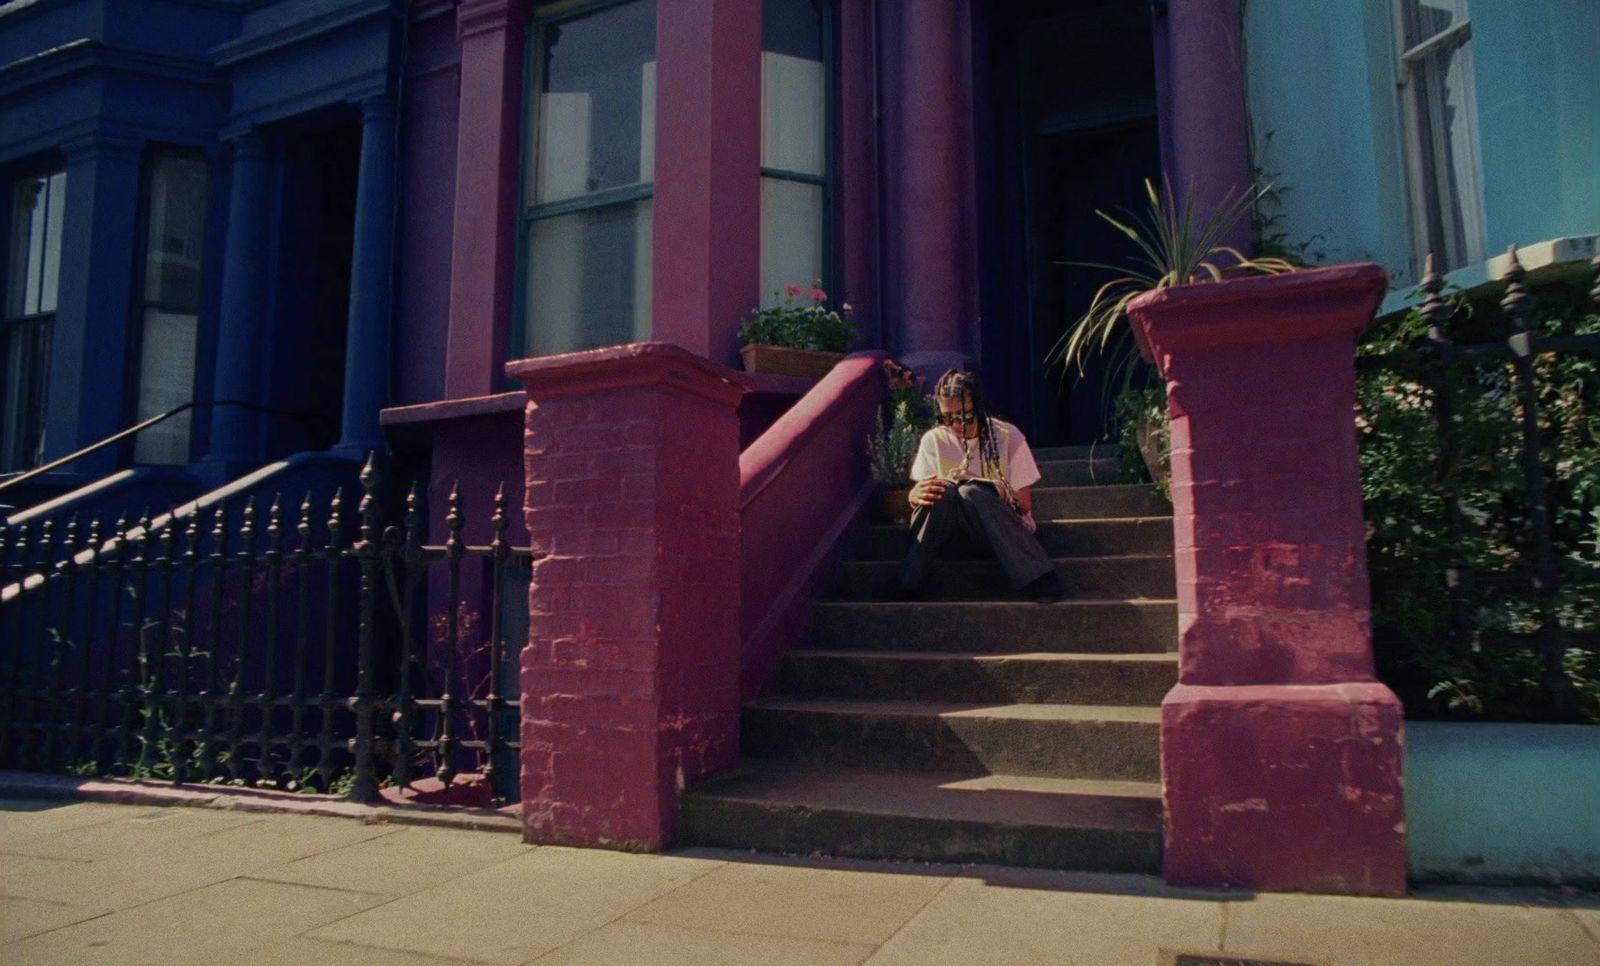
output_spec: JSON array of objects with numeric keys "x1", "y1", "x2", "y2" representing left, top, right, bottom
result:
[{"x1": 934, "y1": 369, "x2": 1004, "y2": 482}]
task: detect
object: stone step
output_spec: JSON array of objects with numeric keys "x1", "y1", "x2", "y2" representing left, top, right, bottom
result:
[
  {"x1": 680, "y1": 762, "x2": 1162, "y2": 873},
  {"x1": 829, "y1": 554, "x2": 1175, "y2": 602},
  {"x1": 810, "y1": 599, "x2": 1177, "y2": 654},
  {"x1": 1038, "y1": 457, "x2": 1124, "y2": 487},
  {"x1": 741, "y1": 697, "x2": 1162, "y2": 781},
  {"x1": 1033, "y1": 445, "x2": 1117, "y2": 462},
  {"x1": 857, "y1": 516, "x2": 1174, "y2": 560},
  {"x1": 1030, "y1": 484, "x2": 1168, "y2": 520},
  {"x1": 781, "y1": 650, "x2": 1178, "y2": 706}
]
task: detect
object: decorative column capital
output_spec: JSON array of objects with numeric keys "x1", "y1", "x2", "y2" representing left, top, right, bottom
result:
[
  {"x1": 457, "y1": 0, "x2": 529, "y2": 40},
  {"x1": 359, "y1": 93, "x2": 397, "y2": 124},
  {"x1": 227, "y1": 131, "x2": 267, "y2": 161},
  {"x1": 61, "y1": 132, "x2": 144, "y2": 165}
]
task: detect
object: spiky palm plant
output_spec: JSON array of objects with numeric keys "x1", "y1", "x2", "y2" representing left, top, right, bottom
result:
[{"x1": 1046, "y1": 176, "x2": 1296, "y2": 383}]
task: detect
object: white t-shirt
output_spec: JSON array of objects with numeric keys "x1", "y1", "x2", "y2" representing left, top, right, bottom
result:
[{"x1": 909, "y1": 418, "x2": 1042, "y2": 490}]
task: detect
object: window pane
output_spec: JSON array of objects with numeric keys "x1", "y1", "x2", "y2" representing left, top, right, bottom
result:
[
  {"x1": 7, "y1": 175, "x2": 48, "y2": 318},
  {"x1": 143, "y1": 156, "x2": 208, "y2": 310},
  {"x1": 1397, "y1": 0, "x2": 1482, "y2": 271},
  {"x1": 529, "y1": 0, "x2": 657, "y2": 205},
  {"x1": 523, "y1": 199, "x2": 652, "y2": 356},
  {"x1": 1, "y1": 317, "x2": 52, "y2": 471},
  {"x1": 762, "y1": 0, "x2": 824, "y2": 176},
  {"x1": 133, "y1": 308, "x2": 198, "y2": 465},
  {"x1": 1399, "y1": 0, "x2": 1464, "y2": 49},
  {"x1": 760, "y1": 177, "x2": 823, "y2": 308},
  {"x1": 39, "y1": 172, "x2": 66, "y2": 315}
]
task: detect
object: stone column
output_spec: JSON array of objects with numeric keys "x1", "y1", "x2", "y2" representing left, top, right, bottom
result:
[
  {"x1": 650, "y1": 0, "x2": 761, "y2": 365},
  {"x1": 508, "y1": 342, "x2": 744, "y2": 849},
  {"x1": 41, "y1": 134, "x2": 144, "y2": 475},
  {"x1": 203, "y1": 131, "x2": 269, "y2": 471},
  {"x1": 893, "y1": 0, "x2": 977, "y2": 374},
  {"x1": 335, "y1": 94, "x2": 399, "y2": 456},
  {"x1": 443, "y1": 0, "x2": 528, "y2": 397},
  {"x1": 1163, "y1": 0, "x2": 1253, "y2": 252},
  {"x1": 1129, "y1": 263, "x2": 1406, "y2": 895}
]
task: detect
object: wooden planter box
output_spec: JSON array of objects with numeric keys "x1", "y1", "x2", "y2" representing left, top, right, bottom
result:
[{"x1": 738, "y1": 344, "x2": 845, "y2": 380}]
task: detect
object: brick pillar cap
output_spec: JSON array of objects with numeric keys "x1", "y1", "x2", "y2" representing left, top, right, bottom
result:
[
  {"x1": 507, "y1": 341, "x2": 751, "y2": 407},
  {"x1": 1129, "y1": 263, "x2": 1389, "y2": 368}
]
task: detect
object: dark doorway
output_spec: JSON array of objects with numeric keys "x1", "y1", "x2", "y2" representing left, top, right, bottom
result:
[
  {"x1": 977, "y1": 0, "x2": 1161, "y2": 446},
  {"x1": 266, "y1": 114, "x2": 359, "y2": 456}
]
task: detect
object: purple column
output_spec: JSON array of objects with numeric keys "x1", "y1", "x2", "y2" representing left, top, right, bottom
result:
[
  {"x1": 1163, "y1": 0, "x2": 1253, "y2": 252},
  {"x1": 443, "y1": 0, "x2": 527, "y2": 398},
  {"x1": 835, "y1": 0, "x2": 880, "y2": 341},
  {"x1": 650, "y1": 0, "x2": 761, "y2": 365},
  {"x1": 892, "y1": 0, "x2": 978, "y2": 373}
]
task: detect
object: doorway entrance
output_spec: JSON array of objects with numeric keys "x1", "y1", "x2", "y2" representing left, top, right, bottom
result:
[
  {"x1": 978, "y1": 0, "x2": 1162, "y2": 446},
  {"x1": 265, "y1": 112, "x2": 359, "y2": 456}
]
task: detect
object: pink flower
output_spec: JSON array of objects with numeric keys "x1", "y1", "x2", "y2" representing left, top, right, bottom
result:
[
  {"x1": 810, "y1": 288, "x2": 827, "y2": 302},
  {"x1": 841, "y1": 302, "x2": 853, "y2": 313},
  {"x1": 785, "y1": 283, "x2": 802, "y2": 297}
]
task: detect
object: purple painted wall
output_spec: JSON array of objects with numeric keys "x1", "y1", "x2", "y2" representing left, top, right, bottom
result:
[{"x1": 394, "y1": 1, "x2": 460, "y2": 407}]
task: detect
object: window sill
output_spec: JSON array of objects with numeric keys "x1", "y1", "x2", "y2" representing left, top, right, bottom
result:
[{"x1": 1376, "y1": 234, "x2": 1599, "y2": 320}]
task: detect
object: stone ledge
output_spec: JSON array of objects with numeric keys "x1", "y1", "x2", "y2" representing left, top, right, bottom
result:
[{"x1": 0, "y1": 770, "x2": 522, "y2": 834}]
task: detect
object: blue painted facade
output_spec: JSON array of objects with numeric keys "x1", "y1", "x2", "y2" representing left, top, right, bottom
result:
[
  {"x1": 1243, "y1": 0, "x2": 1599, "y2": 294},
  {"x1": 0, "y1": 0, "x2": 402, "y2": 525}
]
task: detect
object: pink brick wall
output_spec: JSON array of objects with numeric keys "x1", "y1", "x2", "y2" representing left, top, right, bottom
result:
[
  {"x1": 511, "y1": 344, "x2": 744, "y2": 849},
  {"x1": 1131, "y1": 264, "x2": 1409, "y2": 895}
]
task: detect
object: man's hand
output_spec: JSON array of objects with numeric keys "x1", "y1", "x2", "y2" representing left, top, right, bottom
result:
[{"x1": 908, "y1": 477, "x2": 948, "y2": 509}]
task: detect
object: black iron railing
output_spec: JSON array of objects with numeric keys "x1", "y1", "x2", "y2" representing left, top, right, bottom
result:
[
  {"x1": 0, "y1": 455, "x2": 529, "y2": 803},
  {"x1": 0, "y1": 398, "x2": 318, "y2": 498},
  {"x1": 1357, "y1": 249, "x2": 1600, "y2": 719}
]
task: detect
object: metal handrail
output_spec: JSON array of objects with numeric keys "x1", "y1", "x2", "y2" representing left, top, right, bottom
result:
[{"x1": 0, "y1": 399, "x2": 316, "y2": 496}]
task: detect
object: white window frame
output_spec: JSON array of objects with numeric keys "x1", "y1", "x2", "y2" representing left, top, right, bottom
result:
[{"x1": 1393, "y1": 0, "x2": 1486, "y2": 275}]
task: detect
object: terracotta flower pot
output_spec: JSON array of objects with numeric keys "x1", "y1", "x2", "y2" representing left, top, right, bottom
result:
[
  {"x1": 739, "y1": 344, "x2": 845, "y2": 380},
  {"x1": 875, "y1": 487, "x2": 912, "y2": 524}
]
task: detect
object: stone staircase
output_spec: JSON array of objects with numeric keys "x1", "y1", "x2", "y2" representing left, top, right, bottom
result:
[{"x1": 682, "y1": 445, "x2": 1179, "y2": 872}]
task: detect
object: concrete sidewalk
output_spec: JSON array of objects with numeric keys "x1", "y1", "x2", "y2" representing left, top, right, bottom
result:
[{"x1": 1, "y1": 799, "x2": 1596, "y2": 966}]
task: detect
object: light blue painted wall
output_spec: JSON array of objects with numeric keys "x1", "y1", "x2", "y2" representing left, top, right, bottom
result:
[
  {"x1": 1406, "y1": 722, "x2": 1600, "y2": 885},
  {"x1": 1470, "y1": 0, "x2": 1600, "y2": 256},
  {"x1": 1243, "y1": 0, "x2": 1600, "y2": 290}
]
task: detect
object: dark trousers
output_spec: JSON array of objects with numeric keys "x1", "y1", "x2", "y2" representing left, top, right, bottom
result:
[{"x1": 897, "y1": 481, "x2": 1054, "y2": 590}]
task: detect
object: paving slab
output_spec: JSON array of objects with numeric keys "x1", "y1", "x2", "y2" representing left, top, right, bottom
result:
[
  {"x1": 253, "y1": 936, "x2": 495, "y2": 966},
  {"x1": 258, "y1": 824, "x2": 534, "y2": 896},
  {"x1": 1221, "y1": 890, "x2": 1600, "y2": 966},
  {"x1": 0, "y1": 799, "x2": 157, "y2": 849},
  {"x1": 622, "y1": 855, "x2": 951, "y2": 946},
  {"x1": 529, "y1": 920, "x2": 874, "y2": 966},
  {"x1": 307, "y1": 845, "x2": 726, "y2": 965},
  {"x1": 0, "y1": 894, "x2": 105, "y2": 944},
  {"x1": 864, "y1": 868, "x2": 1225, "y2": 966},
  {"x1": 1, "y1": 876, "x2": 388, "y2": 965},
  {"x1": 1, "y1": 801, "x2": 266, "y2": 861},
  {"x1": 0, "y1": 809, "x2": 398, "y2": 912}
]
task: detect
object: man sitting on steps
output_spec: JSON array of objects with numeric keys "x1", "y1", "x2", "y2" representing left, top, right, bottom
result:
[{"x1": 898, "y1": 369, "x2": 1065, "y2": 602}]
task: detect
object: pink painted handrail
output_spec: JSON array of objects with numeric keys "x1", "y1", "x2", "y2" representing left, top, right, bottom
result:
[{"x1": 738, "y1": 350, "x2": 888, "y2": 699}]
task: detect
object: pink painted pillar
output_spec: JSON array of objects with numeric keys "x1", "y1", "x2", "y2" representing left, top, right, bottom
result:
[
  {"x1": 444, "y1": 0, "x2": 527, "y2": 397},
  {"x1": 1163, "y1": 0, "x2": 1253, "y2": 253},
  {"x1": 651, "y1": 0, "x2": 761, "y2": 366},
  {"x1": 894, "y1": 0, "x2": 978, "y2": 373},
  {"x1": 508, "y1": 343, "x2": 745, "y2": 849},
  {"x1": 1129, "y1": 264, "x2": 1407, "y2": 895}
]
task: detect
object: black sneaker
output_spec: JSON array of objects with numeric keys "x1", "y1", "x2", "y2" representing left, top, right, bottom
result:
[{"x1": 1022, "y1": 572, "x2": 1064, "y2": 603}]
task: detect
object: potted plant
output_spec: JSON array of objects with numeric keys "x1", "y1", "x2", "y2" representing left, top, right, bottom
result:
[
  {"x1": 1047, "y1": 177, "x2": 1295, "y2": 482},
  {"x1": 738, "y1": 283, "x2": 860, "y2": 379},
  {"x1": 866, "y1": 360, "x2": 935, "y2": 522}
]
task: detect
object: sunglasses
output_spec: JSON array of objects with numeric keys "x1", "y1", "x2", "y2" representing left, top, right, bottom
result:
[{"x1": 940, "y1": 412, "x2": 978, "y2": 425}]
